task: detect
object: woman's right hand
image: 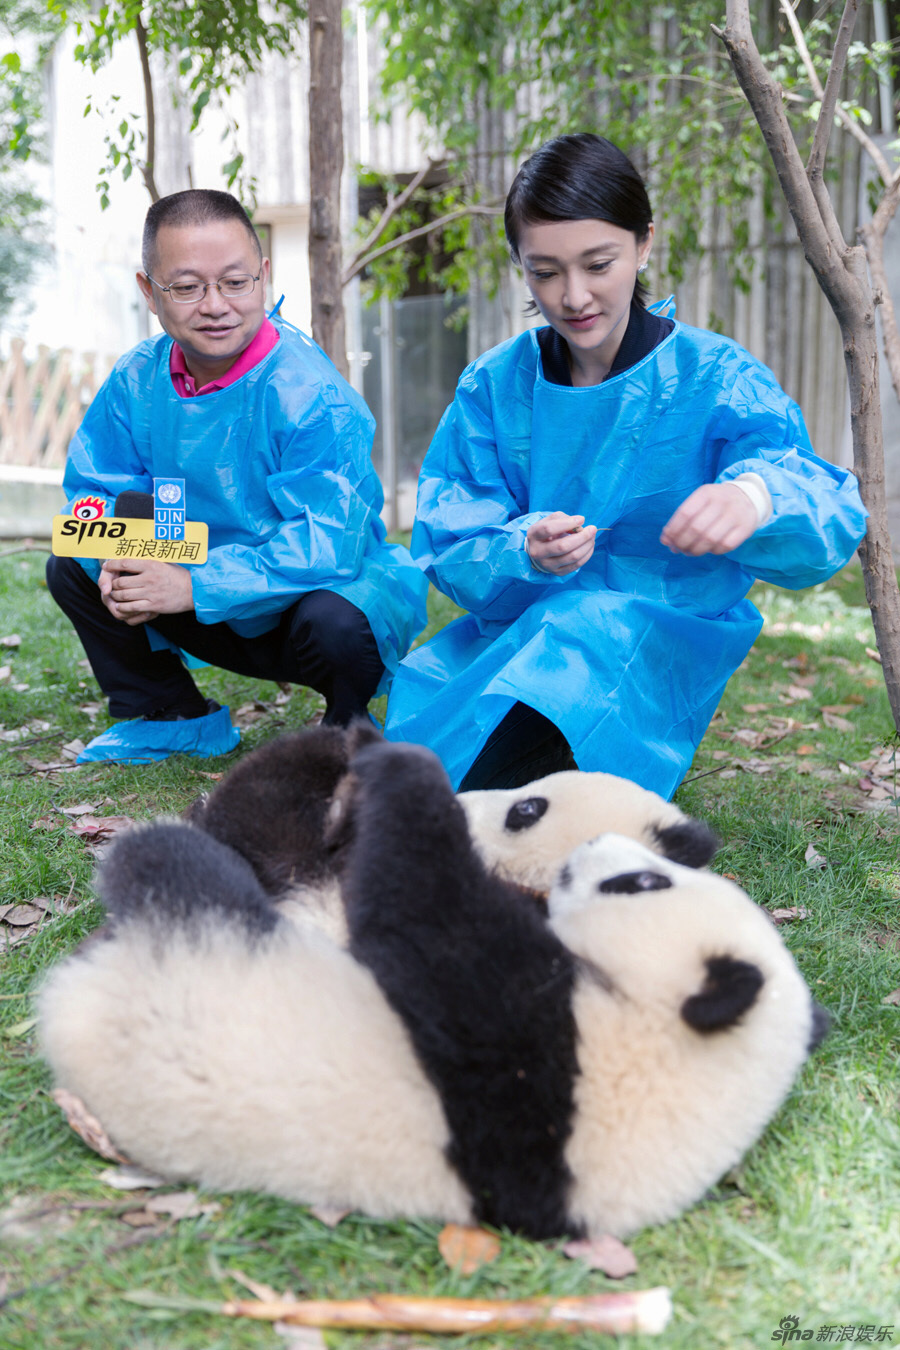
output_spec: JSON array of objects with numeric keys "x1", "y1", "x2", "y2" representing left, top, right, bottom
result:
[{"x1": 526, "y1": 513, "x2": 597, "y2": 575}]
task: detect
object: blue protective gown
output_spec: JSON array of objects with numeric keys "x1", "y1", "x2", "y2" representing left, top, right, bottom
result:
[
  {"x1": 62, "y1": 317, "x2": 428, "y2": 688},
  {"x1": 384, "y1": 320, "x2": 867, "y2": 796}
]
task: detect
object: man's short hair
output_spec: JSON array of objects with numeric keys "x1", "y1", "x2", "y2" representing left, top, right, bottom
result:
[{"x1": 142, "y1": 189, "x2": 262, "y2": 274}]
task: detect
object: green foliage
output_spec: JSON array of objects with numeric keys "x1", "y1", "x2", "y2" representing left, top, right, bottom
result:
[
  {"x1": 362, "y1": 0, "x2": 890, "y2": 297},
  {"x1": 17, "y1": 0, "x2": 308, "y2": 206},
  {"x1": 0, "y1": 0, "x2": 63, "y2": 321},
  {"x1": 353, "y1": 174, "x2": 508, "y2": 309}
]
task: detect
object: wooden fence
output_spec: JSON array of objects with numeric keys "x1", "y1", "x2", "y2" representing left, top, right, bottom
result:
[{"x1": 0, "y1": 340, "x2": 114, "y2": 469}]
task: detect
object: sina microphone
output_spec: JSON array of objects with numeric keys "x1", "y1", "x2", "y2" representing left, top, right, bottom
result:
[{"x1": 114, "y1": 491, "x2": 155, "y2": 520}]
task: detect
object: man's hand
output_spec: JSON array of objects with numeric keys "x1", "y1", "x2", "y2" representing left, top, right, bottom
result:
[
  {"x1": 99, "y1": 559, "x2": 193, "y2": 626},
  {"x1": 660, "y1": 483, "x2": 759, "y2": 557},
  {"x1": 526, "y1": 513, "x2": 598, "y2": 576}
]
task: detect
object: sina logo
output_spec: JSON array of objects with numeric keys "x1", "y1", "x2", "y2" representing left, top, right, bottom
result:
[
  {"x1": 157, "y1": 482, "x2": 182, "y2": 505},
  {"x1": 71, "y1": 496, "x2": 106, "y2": 521},
  {"x1": 771, "y1": 1316, "x2": 813, "y2": 1342}
]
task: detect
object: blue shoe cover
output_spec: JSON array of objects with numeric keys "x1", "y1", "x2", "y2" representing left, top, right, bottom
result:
[{"x1": 77, "y1": 705, "x2": 240, "y2": 764}]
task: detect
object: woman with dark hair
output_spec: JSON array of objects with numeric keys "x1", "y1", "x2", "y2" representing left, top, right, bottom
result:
[{"x1": 384, "y1": 134, "x2": 866, "y2": 797}]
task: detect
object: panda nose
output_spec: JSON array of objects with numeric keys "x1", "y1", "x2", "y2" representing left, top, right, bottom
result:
[{"x1": 597, "y1": 870, "x2": 673, "y2": 894}]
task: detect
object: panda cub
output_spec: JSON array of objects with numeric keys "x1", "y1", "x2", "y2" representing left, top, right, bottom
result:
[
  {"x1": 187, "y1": 724, "x2": 718, "y2": 945},
  {"x1": 38, "y1": 738, "x2": 824, "y2": 1240}
]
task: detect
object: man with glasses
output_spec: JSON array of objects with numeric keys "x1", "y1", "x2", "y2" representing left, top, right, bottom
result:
[{"x1": 46, "y1": 189, "x2": 427, "y2": 762}]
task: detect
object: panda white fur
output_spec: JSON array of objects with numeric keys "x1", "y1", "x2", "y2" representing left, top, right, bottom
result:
[
  {"x1": 187, "y1": 724, "x2": 718, "y2": 946},
  {"x1": 38, "y1": 738, "x2": 823, "y2": 1240},
  {"x1": 458, "y1": 769, "x2": 718, "y2": 892}
]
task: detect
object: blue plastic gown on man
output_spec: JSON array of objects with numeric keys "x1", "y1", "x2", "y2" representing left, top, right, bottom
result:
[
  {"x1": 63, "y1": 316, "x2": 428, "y2": 687},
  {"x1": 385, "y1": 321, "x2": 867, "y2": 797}
]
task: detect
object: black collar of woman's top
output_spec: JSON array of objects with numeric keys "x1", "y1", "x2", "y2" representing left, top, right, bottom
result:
[{"x1": 536, "y1": 301, "x2": 674, "y2": 387}]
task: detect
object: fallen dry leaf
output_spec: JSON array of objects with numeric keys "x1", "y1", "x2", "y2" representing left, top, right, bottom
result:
[
  {"x1": 795, "y1": 745, "x2": 817, "y2": 755},
  {"x1": 563, "y1": 1235, "x2": 638, "y2": 1279},
  {"x1": 0, "y1": 634, "x2": 21, "y2": 648},
  {"x1": 2, "y1": 1016, "x2": 37, "y2": 1039},
  {"x1": 2, "y1": 904, "x2": 45, "y2": 927},
  {"x1": 98, "y1": 1165, "x2": 168, "y2": 1191},
  {"x1": 822, "y1": 711, "x2": 854, "y2": 732},
  {"x1": 741, "y1": 703, "x2": 771, "y2": 713},
  {"x1": 68, "y1": 815, "x2": 134, "y2": 844},
  {"x1": 61, "y1": 738, "x2": 86, "y2": 760},
  {"x1": 438, "y1": 1223, "x2": 502, "y2": 1274},
  {"x1": 0, "y1": 1196, "x2": 78, "y2": 1244},
  {"x1": 120, "y1": 1209, "x2": 161, "y2": 1229},
  {"x1": 144, "y1": 1191, "x2": 221, "y2": 1222},
  {"x1": 881, "y1": 989, "x2": 900, "y2": 1006},
  {"x1": 309, "y1": 1204, "x2": 350, "y2": 1228},
  {"x1": 768, "y1": 906, "x2": 810, "y2": 925},
  {"x1": 146, "y1": 1193, "x2": 221, "y2": 1225},
  {"x1": 59, "y1": 801, "x2": 101, "y2": 817},
  {"x1": 786, "y1": 684, "x2": 814, "y2": 701},
  {"x1": 0, "y1": 666, "x2": 10, "y2": 681},
  {"x1": 275, "y1": 1326, "x2": 327, "y2": 1349},
  {"x1": 52, "y1": 1087, "x2": 131, "y2": 1163},
  {"x1": 804, "y1": 844, "x2": 828, "y2": 870}
]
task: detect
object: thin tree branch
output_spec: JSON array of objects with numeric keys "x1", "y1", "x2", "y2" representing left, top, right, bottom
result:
[
  {"x1": 0, "y1": 543, "x2": 51, "y2": 558},
  {"x1": 778, "y1": 0, "x2": 894, "y2": 186},
  {"x1": 342, "y1": 204, "x2": 502, "y2": 286},
  {"x1": 859, "y1": 175, "x2": 900, "y2": 400},
  {"x1": 714, "y1": 2, "x2": 852, "y2": 315},
  {"x1": 345, "y1": 159, "x2": 442, "y2": 279},
  {"x1": 134, "y1": 15, "x2": 160, "y2": 203},
  {"x1": 807, "y1": 0, "x2": 859, "y2": 182},
  {"x1": 773, "y1": 0, "x2": 849, "y2": 249}
]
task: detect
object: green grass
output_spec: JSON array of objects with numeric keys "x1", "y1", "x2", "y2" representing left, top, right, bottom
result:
[{"x1": 1, "y1": 551, "x2": 898, "y2": 1349}]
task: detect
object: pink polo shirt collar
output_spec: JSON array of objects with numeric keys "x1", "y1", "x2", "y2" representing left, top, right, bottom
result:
[{"x1": 169, "y1": 318, "x2": 280, "y2": 397}]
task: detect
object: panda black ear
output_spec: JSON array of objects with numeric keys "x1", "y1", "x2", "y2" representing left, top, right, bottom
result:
[
  {"x1": 654, "y1": 819, "x2": 719, "y2": 868},
  {"x1": 681, "y1": 956, "x2": 764, "y2": 1033},
  {"x1": 345, "y1": 718, "x2": 383, "y2": 756}
]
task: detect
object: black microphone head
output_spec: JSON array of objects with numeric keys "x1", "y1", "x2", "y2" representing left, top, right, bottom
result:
[{"x1": 114, "y1": 491, "x2": 155, "y2": 519}]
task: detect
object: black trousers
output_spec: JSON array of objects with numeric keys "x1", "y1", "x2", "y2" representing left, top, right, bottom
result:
[
  {"x1": 46, "y1": 555, "x2": 384, "y2": 727},
  {"x1": 457, "y1": 702, "x2": 576, "y2": 792}
]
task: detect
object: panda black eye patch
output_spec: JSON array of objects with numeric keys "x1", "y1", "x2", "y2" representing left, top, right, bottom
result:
[
  {"x1": 504, "y1": 797, "x2": 549, "y2": 832},
  {"x1": 597, "y1": 870, "x2": 673, "y2": 894}
]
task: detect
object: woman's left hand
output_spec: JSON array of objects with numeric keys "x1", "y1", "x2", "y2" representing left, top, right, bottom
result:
[{"x1": 660, "y1": 483, "x2": 759, "y2": 556}]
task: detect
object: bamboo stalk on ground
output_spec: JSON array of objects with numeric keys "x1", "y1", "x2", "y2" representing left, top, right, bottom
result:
[{"x1": 220, "y1": 1289, "x2": 673, "y2": 1335}]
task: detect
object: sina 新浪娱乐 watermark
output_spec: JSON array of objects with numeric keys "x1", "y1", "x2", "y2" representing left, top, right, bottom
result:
[{"x1": 771, "y1": 1317, "x2": 895, "y2": 1343}]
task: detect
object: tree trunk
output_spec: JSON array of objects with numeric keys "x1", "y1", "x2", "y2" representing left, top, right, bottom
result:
[
  {"x1": 308, "y1": 0, "x2": 348, "y2": 377},
  {"x1": 716, "y1": 0, "x2": 900, "y2": 734},
  {"x1": 135, "y1": 16, "x2": 160, "y2": 204}
]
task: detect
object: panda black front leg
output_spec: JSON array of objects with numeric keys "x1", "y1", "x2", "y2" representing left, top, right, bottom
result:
[{"x1": 340, "y1": 739, "x2": 583, "y2": 1241}]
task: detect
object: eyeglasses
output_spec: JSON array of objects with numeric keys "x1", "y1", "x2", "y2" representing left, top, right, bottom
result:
[{"x1": 144, "y1": 272, "x2": 262, "y2": 304}]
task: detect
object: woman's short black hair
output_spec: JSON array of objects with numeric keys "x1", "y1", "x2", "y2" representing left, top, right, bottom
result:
[{"x1": 505, "y1": 134, "x2": 654, "y2": 307}]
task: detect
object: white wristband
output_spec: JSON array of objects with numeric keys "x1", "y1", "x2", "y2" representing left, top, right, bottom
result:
[{"x1": 732, "y1": 472, "x2": 773, "y2": 528}]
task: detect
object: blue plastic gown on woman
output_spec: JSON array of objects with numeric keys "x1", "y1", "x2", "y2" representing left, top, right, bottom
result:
[
  {"x1": 63, "y1": 317, "x2": 428, "y2": 687},
  {"x1": 384, "y1": 320, "x2": 867, "y2": 797}
]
